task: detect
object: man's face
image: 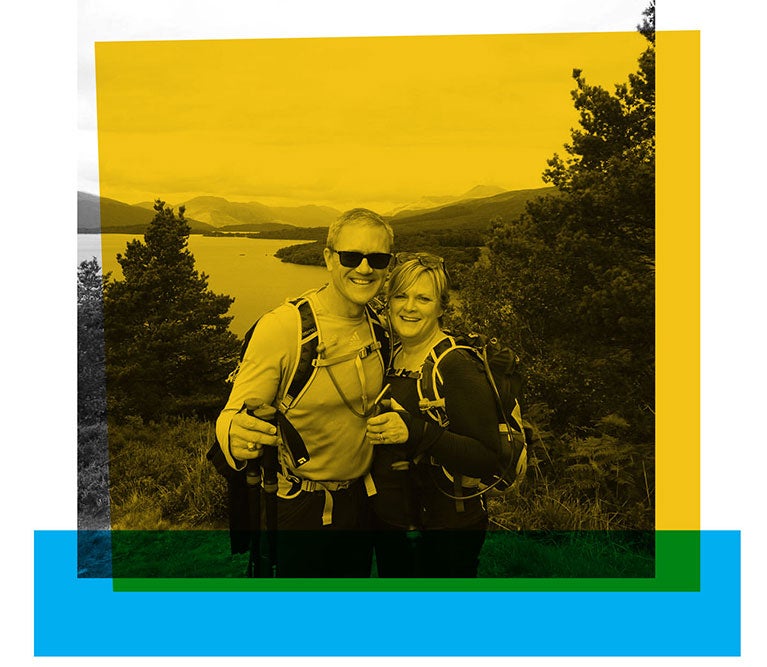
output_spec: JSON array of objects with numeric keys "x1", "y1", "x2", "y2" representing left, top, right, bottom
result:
[{"x1": 323, "y1": 224, "x2": 392, "y2": 309}]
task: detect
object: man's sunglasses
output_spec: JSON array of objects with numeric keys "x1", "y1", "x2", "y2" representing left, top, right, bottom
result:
[{"x1": 330, "y1": 249, "x2": 393, "y2": 270}]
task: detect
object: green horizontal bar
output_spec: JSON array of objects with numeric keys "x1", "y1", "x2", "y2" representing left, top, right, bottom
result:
[{"x1": 74, "y1": 529, "x2": 700, "y2": 592}]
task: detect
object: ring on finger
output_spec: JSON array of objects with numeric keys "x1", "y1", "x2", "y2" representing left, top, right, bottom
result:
[
  {"x1": 247, "y1": 442, "x2": 257, "y2": 452},
  {"x1": 379, "y1": 433, "x2": 385, "y2": 442}
]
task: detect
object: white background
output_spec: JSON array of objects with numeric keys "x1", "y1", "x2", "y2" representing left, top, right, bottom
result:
[{"x1": 2, "y1": 0, "x2": 764, "y2": 664}]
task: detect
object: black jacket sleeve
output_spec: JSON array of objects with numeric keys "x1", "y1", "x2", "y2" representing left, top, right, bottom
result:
[{"x1": 403, "y1": 349, "x2": 500, "y2": 478}]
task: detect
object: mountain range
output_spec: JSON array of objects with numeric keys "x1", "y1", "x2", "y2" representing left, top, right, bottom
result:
[
  {"x1": 78, "y1": 185, "x2": 554, "y2": 236},
  {"x1": 384, "y1": 184, "x2": 507, "y2": 216},
  {"x1": 387, "y1": 187, "x2": 554, "y2": 234},
  {"x1": 78, "y1": 192, "x2": 339, "y2": 234},
  {"x1": 77, "y1": 192, "x2": 216, "y2": 234},
  {"x1": 135, "y1": 196, "x2": 342, "y2": 230}
]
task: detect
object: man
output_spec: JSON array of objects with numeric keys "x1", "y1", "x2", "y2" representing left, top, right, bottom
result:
[{"x1": 215, "y1": 208, "x2": 395, "y2": 577}]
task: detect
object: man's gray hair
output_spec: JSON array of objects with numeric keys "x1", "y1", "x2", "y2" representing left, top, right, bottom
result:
[{"x1": 326, "y1": 208, "x2": 394, "y2": 250}]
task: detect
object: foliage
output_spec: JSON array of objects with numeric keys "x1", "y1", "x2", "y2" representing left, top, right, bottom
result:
[
  {"x1": 394, "y1": 232, "x2": 481, "y2": 289},
  {"x1": 273, "y1": 240, "x2": 325, "y2": 265},
  {"x1": 78, "y1": 258, "x2": 108, "y2": 424},
  {"x1": 78, "y1": 420, "x2": 111, "y2": 530},
  {"x1": 108, "y1": 530, "x2": 250, "y2": 578},
  {"x1": 78, "y1": 258, "x2": 111, "y2": 529},
  {"x1": 105, "y1": 415, "x2": 653, "y2": 577},
  {"x1": 454, "y1": 5, "x2": 656, "y2": 532},
  {"x1": 459, "y1": 9, "x2": 655, "y2": 442},
  {"x1": 388, "y1": 187, "x2": 553, "y2": 234},
  {"x1": 107, "y1": 417, "x2": 229, "y2": 529},
  {"x1": 480, "y1": 530, "x2": 653, "y2": 578},
  {"x1": 203, "y1": 226, "x2": 328, "y2": 240},
  {"x1": 102, "y1": 200, "x2": 241, "y2": 421}
]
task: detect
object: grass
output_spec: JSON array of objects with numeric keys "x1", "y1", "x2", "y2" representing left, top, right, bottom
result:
[
  {"x1": 79, "y1": 528, "x2": 653, "y2": 579},
  {"x1": 77, "y1": 416, "x2": 654, "y2": 579},
  {"x1": 479, "y1": 530, "x2": 654, "y2": 578},
  {"x1": 78, "y1": 421, "x2": 111, "y2": 530},
  {"x1": 105, "y1": 417, "x2": 229, "y2": 530}
]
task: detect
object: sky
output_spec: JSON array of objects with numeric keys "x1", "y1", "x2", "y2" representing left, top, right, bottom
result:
[{"x1": 82, "y1": 1, "x2": 649, "y2": 213}]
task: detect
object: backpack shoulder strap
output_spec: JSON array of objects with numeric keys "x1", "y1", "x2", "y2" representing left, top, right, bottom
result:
[
  {"x1": 365, "y1": 303, "x2": 391, "y2": 369},
  {"x1": 416, "y1": 336, "x2": 481, "y2": 510},
  {"x1": 228, "y1": 295, "x2": 323, "y2": 409},
  {"x1": 279, "y1": 296, "x2": 321, "y2": 411},
  {"x1": 416, "y1": 335, "x2": 472, "y2": 427},
  {"x1": 235, "y1": 296, "x2": 387, "y2": 412},
  {"x1": 225, "y1": 319, "x2": 260, "y2": 384}
]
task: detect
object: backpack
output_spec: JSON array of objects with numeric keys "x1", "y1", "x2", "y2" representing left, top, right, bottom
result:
[
  {"x1": 414, "y1": 331, "x2": 529, "y2": 508},
  {"x1": 206, "y1": 293, "x2": 391, "y2": 556}
]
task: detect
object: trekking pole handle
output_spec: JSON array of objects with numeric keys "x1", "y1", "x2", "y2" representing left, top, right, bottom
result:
[
  {"x1": 368, "y1": 383, "x2": 391, "y2": 417},
  {"x1": 244, "y1": 400, "x2": 279, "y2": 491}
]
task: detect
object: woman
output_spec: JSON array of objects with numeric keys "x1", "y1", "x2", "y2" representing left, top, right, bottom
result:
[{"x1": 365, "y1": 253, "x2": 503, "y2": 577}]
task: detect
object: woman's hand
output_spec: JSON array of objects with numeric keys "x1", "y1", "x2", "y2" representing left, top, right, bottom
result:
[{"x1": 366, "y1": 410, "x2": 409, "y2": 445}]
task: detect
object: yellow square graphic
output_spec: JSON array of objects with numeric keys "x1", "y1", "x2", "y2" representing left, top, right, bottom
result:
[{"x1": 94, "y1": 30, "x2": 700, "y2": 534}]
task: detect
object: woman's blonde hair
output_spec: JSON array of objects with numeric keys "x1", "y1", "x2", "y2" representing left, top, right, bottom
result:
[{"x1": 386, "y1": 257, "x2": 451, "y2": 314}]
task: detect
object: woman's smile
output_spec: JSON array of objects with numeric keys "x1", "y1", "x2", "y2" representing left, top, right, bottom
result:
[{"x1": 389, "y1": 273, "x2": 443, "y2": 346}]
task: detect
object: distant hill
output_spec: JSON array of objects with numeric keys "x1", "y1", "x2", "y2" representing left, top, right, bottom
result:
[
  {"x1": 386, "y1": 184, "x2": 508, "y2": 217},
  {"x1": 207, "y1": 225, "x2": 327, "y2": 240},
  {"x1": 272, "y1": 186, "x2": 558, "y2": 270},
  {"x1": 268, "y1": 204, "x2": 342, "y2": 228},
  {"x1": 81, "y1": 187, "x2": 555, "y2": 238},
  {"x1": 142, "y1": 196, "x2": 342, "y2": 229},
  {"x1": 460, "y1": 184, "x2": 507, "y2": 199},
  {"x1": 78, "y1": 192, "x2": 216, "y2": 234},
  {"x1": 215, "y1": 222, "x2": 304, "y2": 233},
  {"x1": 389, "y1": 186, "x2": 556, "y2": 234},
  {"x1": 181, "y1": 197, "x2": 279, "y2": 228}
]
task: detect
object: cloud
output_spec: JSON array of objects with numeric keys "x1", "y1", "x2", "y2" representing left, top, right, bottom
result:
[{"x1": 82, "y1": 2, "x2": 649, "y2": 209}]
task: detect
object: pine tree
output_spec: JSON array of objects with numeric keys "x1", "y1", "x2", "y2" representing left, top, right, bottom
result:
[
  {"x1": 459, "y1": 3, "x2": 655, "y2": 436},
  {"x1": 103, "y1": 200, "x2": 240, "y2": 421},
  {"x1": 78, "y1": 257, "x2": 107, "y2": 424}
]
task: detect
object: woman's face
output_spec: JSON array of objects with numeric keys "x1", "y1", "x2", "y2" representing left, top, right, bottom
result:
[{"x1": 389, "y1": 272, "x2": 443, "y2": 347}]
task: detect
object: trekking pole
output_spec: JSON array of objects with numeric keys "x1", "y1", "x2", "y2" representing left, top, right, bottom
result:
[
  {"x1": 243, "y1": 400, "x2": 278, "y2": 578},
  {"x1": 261, "y1": 424, "x2": 279, "y2": 578}
]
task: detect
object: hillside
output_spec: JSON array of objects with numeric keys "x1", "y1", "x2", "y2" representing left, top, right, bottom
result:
[
  {"x1": 204, "y1": 226, "x2": 327, "y2": 240},
  {"x1": 78, "y1": 192, "x2": 216, "y2": 234},
  {"x1": 390, "y1": 186, "x2": 555, "y2": 234},
  {"x1": 268, "y1": 204, "x2": 342, "y2": 228},
  {"x1": 272, "y1": 186, "x2": 553, "y2": 276},
  {"x1": 385, "y1": 184, "x2": 507, "y2": 217},
  {"x1": 140, "y1": 196, "x2": 342, "y2": 229},
  {"x1": 80, "y1": 186, "x2": 554, "y2": 238},
  {"x1": 181, "y1": 197, "x2": 279, "y2": 228}
]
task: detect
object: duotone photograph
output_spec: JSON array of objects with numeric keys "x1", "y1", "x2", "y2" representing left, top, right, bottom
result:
[{"x1": 77, "y1": 2, "x2": 658, "y2": 582}]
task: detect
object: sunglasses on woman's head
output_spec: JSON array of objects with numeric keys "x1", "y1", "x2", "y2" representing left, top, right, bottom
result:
[
  {"x1": 394, "y1": 252, "x2": 445, "y2": 269},
  {"x1": 330, "y1": 249, "x2": 393, "y2": 270}
]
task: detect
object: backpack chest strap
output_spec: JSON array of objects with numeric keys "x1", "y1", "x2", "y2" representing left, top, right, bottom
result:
[
  {"x1": 417, "y1": 336, "x2": 467, "y2": 426},
  {"x1": 312, "y1": 340, "x2": 382, "y2": 367}
]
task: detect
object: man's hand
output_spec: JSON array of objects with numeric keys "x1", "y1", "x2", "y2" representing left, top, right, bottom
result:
[{"x1": 229, "y1": 408, "x2": 279, "y2": 461}]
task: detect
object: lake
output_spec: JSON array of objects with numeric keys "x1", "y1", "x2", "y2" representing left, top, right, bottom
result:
[{"x1": 78, "y1": 234, "x2": 327, "y2": 337}]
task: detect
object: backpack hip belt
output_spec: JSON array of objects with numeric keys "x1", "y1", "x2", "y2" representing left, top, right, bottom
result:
[{"x1": 278, "y1": 467, "x2": 377, "y2": 526}]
